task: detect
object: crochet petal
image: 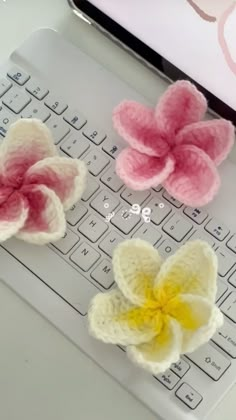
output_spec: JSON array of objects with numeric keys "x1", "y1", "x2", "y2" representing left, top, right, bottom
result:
[
  {"x1": 155, "y1": 81, "x2": 207, "y2": 136},
  {"x1": 180, "y1": 295, "x2": 223, "y2": 354},
  {"x1": 0, "y1": 119, "x2": 57, "y2": 187},
  {"x1": 155, "y1": 240, "x2": 217, "y2": 302},
  {"x1": 0, "y1": 186, "x2": 14, "y2": 205},
  {"x1": 164, "y1": 145, "x2": 220, "y2": 207},
  {"x1": 127, "y1": 319, "x2": 182, "y2": 374},
  {"x1": 88, "y1": 289, "x2": 156, "y2": 346},
  {"x1": 0, "y1": 191, "x2": 28, "y2": 242},
  {"x1": 113, "y1": 101, "x2": 169, "y2": 157},
  {"x1": 17, "y1": 184, "x2": 66, "y2": 244},
  {"x1": 176, "y1": 120, "x2": 234, "y2": 166},
  {"x1": 113, "y1": 239, "x2": 162, "y2": 306},
  {"x1": 116, "y1": 148, "x2": 174, "y2": 191},
  {"x1": 24, "y1": 157, "x2": 87, "y2": 211}
]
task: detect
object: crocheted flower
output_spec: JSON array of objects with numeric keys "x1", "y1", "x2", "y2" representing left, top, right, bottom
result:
[
  {"x1": 88, "y1": 239, "x2": 223, "y2": 374},
  {"x1": 0, "y1": 119, "x2": 87, "y2": 244},
  {"x1": 113, "y1": 81, "x2": 234, "y2": 207}
]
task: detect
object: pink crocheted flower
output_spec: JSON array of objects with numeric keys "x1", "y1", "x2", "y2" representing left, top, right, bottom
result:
[
  {"x1": 0, "y1": 119, "x2": 87, "y2": 244},
  {"x1": 113, "y1": 81, "x2": 235, "y2": 207}
]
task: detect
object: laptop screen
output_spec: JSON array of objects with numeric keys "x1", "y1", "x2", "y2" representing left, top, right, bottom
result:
[{"x1": 88, "y1": 0, "x2": 236, "y2": 112}]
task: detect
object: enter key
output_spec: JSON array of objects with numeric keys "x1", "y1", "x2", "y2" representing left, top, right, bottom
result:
[{"x1": 212, "y1": 321, "x2": 236, "y2": 358}]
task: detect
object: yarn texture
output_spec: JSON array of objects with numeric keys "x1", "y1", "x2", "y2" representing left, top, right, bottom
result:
[
  {"x1": 113, "y1": 80, "x2": 234, "y2": 207},
  {"x1": 88, "y1": 239, "x2": 223, "y2": 374},
  {"x1": 0, "y1": 119, "x2": 87, "y2": 244}
]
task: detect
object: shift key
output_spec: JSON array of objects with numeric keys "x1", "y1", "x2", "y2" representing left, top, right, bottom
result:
[{"x1": 186, "y1": 343, "x2": 231, "y2": 380}]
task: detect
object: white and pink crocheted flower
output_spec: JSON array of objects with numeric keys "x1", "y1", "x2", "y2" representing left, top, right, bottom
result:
[
  {"x1": 0, "y1": 119, "x2": 87, "y2": 244},
  {"x1": 113, "y1": 81, "x2": 234, "y2": 207}
]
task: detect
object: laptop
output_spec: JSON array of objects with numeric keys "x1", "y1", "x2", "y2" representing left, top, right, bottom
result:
[{"x1": 0, "y1": 1, "x2": 236, "y2": 419}]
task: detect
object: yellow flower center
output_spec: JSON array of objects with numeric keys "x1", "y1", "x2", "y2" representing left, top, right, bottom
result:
[{"x1": 117, "y1": 274, "x2": 202, "y2": 335}]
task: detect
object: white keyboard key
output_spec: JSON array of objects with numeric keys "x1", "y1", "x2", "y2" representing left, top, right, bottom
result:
[
  {"x1": 216, "y1": 279, "x2": 228, "y2": 302},
  {"x1": 132, "y1": 224, "x2": 162, "y2": 246},
  {"x1": 229, "y1": 271, "x2": 236, "y2": 288},
  {"x1": 3, "y1": 86, "x2": 31, "y2": 113},
  {"x1": 100, "y1": 166, "x2": 124, "y2": 192},
  {"x1": 155, "y1": 369, "x2": 180, "y2": 390},
  {"x1": 3, "y1": 239, "x2": 98, "y2": 315},
  {"x1": 188, "y1": 230, "x2": 215, "y2": 247},
  {"x1": 26, "y1": 79, "x2": 49, "y2": 100},
  {"x1": 91, "y1": 259, "x2": 114, "y2": 289},
  {"x1": 90, "y1": 190, "x2": 120, "y2": 218},
  {"x1": 157, "y1": 238, "x2": 178, "y2": 258},
  {"x1": 78, "y1": 214, "x2": 108, "y2": 242},
  {"x1": 46, "y1": 117, "x2": 70, "y2": 144},
  {"x1": 83, "y1": 150, "x2": 109, "y2": 176},
  {"x1": 163, "y1": 214, "x2": 193, "y2": 242},
  {"x1": 215, "y1": 247, "x2": 236, "y2": 277},
  {"x1": 184, "y1": 206, "x2": 208, "y2": 224},
  {"x1": 63, "y1": 108, "x2": 87, "y2": 130},
  {"x1": 171, "y1": 359, "x2": 190, "y2": 378},
  {"x1": 7, "y1": 66, "x2": 30, "y2": 85},
  {"x1": 0, "y1": 77, "x2": 12, "y2": 97},
  {"x1": 121, "y1": 188, "x2": 151, "y2": 206},
  {"x1": 187, "y1": 342, "x2": 231, "y2": 380},
  {"x1": 70, "y1": 242, "x2": 100, "y2": 272},
  {"x1": 175, "y1": 383, "x2": 202, "y2": 410},
  {"x1": 162, "y1": 191, "x2": 183, "y2": 208},
  {"x1": 102, "y1": 137, "x2": 124, "y2": 158},
  {"x1": 205, "y1": 218, "x2": 230, "y2": 241},
  {"x1": 0, "y1": 108, "x2": 17, "y2": 137},
  {"x1": 66, "y1": 203, "x2": 88, "y2": 226},
  {"x1": 221, "y1": 292, "x2": 236, "y2": 322},
  {"x1": 111, "y1": 207, "x2": 140, "y2": 235},
  {"x1": 149, "y1": 198, "x2": 171, "y2": 225},
  {"x1": 60, "y1": 133, "x2": 90, "y2": 158},
  {"x1": 81, "y1": 176, "x2": 99, "y2": 202},
  {"x1": 82, "y1": 123, "x2": 106, "y2": 145},
  {"x1": 212, "y1": 321, "x2": 236, "y2": 358},
  {"x1": 99, "y1": 231, "x2": 124, "y2": 258},
  {"x1": 51, "y1": 229, "x2": 79, "y2": 255},
  {"x1": 227, "y1": 235, "x2": 236, "y2": 254},
  {"x1": 21, "y1": 102, "x2": 50, "y2": 122},
  {"x1": 45, "y1": 94, "x2": 68, "y2": 115}
]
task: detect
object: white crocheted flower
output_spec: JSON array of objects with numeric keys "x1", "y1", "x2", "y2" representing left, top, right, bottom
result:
[
  {"x1": 0, "y1": 119, "x2": 87, "y2": 244},
  {"x1": 88, "y1": 239, "x2": 223, "y2": 374}
]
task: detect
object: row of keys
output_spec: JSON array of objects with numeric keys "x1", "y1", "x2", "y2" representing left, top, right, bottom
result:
[
  {"x1": 65, "y1": 199, "x2": 236, "y2": 283},
  {"x1": 52, "y1": 231, "x2": 114, "y2": 290},
  {"x1": 2, "y1": 67, "x2": 109, "y2": 153},
  {"x1": 3, "y1": 67, "x2": 236, "y2": 269},
  {"x1": 3, "y1": 69, "x2": 236, "y2": 260}
]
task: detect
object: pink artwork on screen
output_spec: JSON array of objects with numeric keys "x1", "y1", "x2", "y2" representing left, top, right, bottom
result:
[{"x1": 187, "y1": 0, "x2": 236, "y2": 76}]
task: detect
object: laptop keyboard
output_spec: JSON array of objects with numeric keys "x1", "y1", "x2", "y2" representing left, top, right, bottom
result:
[{"x1": 1, "y1": 65, "x2": 236, "y2": 413}]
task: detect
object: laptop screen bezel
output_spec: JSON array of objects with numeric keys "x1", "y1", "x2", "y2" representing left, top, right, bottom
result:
[{"x1": 69, "y1": 0, "x2": 236, "y2": 125}]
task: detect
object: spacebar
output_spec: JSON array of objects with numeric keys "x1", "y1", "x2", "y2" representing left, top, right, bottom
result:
[{"x1": 1, "y1": 238, "x2": 99, "y2": 315}]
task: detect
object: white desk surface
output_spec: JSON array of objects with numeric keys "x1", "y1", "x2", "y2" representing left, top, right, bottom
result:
[{"x1": 0, "y1": 1, "x2": 235, "y2": 419}]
